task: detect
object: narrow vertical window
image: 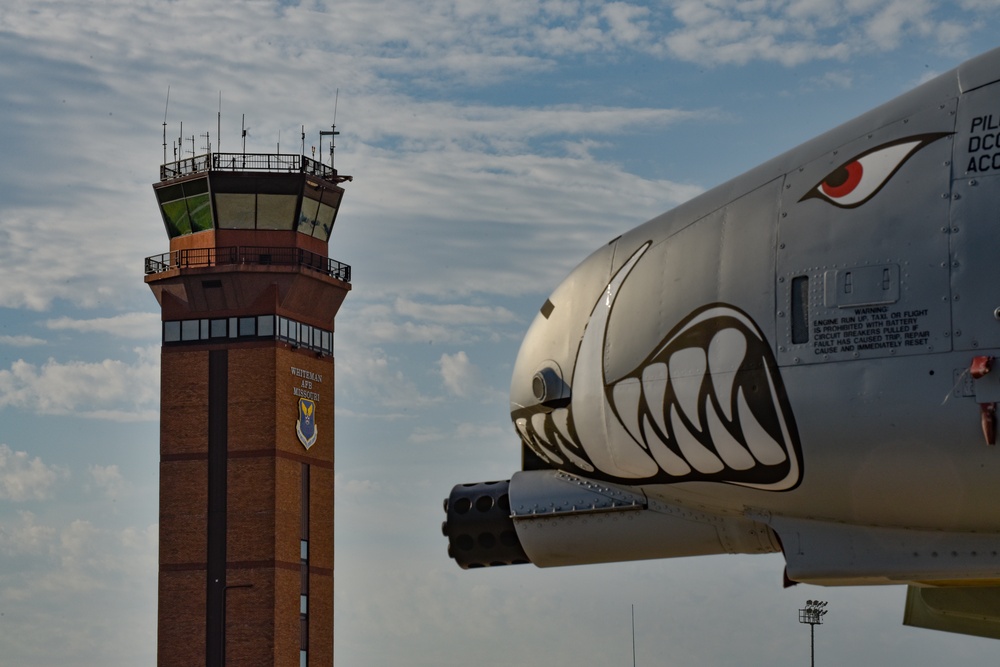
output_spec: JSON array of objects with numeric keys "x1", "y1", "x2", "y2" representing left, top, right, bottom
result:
[
  {"x1": 300, "y1": 463, "x2": 310, "y2": 663},
  {"x1": 791, "y1": 276, "x2": 810, "y2": 345}
]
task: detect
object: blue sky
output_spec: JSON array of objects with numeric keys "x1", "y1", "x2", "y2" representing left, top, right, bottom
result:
[{"x1": 2, "y1": 1, "x2": 1000, "y2": 664}]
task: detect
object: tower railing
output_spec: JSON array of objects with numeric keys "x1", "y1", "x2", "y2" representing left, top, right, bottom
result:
[
  {"x1": 159, "y1": 152, "x2": 349, "y2": 183},
  {"x1": 144, "y1": 246, "x2": 351, "y2": 283}
]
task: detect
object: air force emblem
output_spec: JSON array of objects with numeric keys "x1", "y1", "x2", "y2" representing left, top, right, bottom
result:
[{"x1": 296, "y1": 398, "x2": 317, "y2": 450}]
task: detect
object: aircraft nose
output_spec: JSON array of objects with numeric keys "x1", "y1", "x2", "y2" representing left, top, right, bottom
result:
[{"x1": 509, "y1": 240, "x2": 619, "y2": 415}]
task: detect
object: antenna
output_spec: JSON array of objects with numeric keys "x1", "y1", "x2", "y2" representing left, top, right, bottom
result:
[
  {"x1": 217, "y1": 91, "x2": 222, "y2": 154},
  {"x1": 162, "y1": 86, "x2": 170, "y2": 165},
  {"x1": 318, "y1": 90, "x2": 341, "y2": 170},
  {"x1": 277, "y1": 129, "x2": 281, "y2": 154},
  {"x1": 332, "y1": 88, "x2": 339, "y2": 168},
  {"x1": 301, "y1": 125, "x2": 305, "y2": 157},
  {"x1": 241, "y1": 114, "x2": 247, "y2": 155},
  {"x1": 178, "y1": 121, "x2": 183, "y2": 161},
  {"x1": 201, "y1": 131, "x2": 211, "y2": 154}
]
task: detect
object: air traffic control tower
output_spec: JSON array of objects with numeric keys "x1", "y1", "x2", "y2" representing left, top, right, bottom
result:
[{"x1": 144, "y1": 142, "x2": 351, "y2": 666}]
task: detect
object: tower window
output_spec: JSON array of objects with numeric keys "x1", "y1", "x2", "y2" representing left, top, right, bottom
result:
[
  {"x1": 181, "y1": 320, "x2": 200, "y2": 341},
  {"x1": 162, "y1": 315, "x2": 333, "y2": 354},
  {"x1": 164, "y1": 321, "x2": 181, "y2": 342}
]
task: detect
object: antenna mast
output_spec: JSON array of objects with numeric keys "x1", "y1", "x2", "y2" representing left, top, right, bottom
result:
[
  {"x1": 217, "y1": 91, "x2": 222, "y2": 153},
  {"x1": 318, "y1": 90, "x2": 341, "y2": 170},
  {"x1": 331, "y1": 88, "x2": 339, "y2": 168},
  {"x1": 162, "y1": 86, "x2": 170, "y2": 165}
]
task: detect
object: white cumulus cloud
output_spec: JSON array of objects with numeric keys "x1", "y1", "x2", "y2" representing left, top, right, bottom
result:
[
  {"x1": 0, "y1": 347, "x2": 159, "y2": 421},
  {"x1": 0, "y1": 444, "x2": 66, "y2": 501},
  {"x1": 439, "y1": 350, "x2": 481, "y2": 396}
]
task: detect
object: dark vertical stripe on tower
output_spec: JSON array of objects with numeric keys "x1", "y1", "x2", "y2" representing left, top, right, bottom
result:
[{"x1": 206, "y1": 350, "x2": 228, "y2": 667}]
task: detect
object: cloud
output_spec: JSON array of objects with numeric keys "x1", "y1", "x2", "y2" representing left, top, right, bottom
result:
[
  {"x1": 0, "y1": 444, "x2": 66, "y2": 502},
  {"x1": 658, "y1": 0, "x2": 982, "y2": 67},
  {"x1": 439, "y1": 350, "x2": 481, "y2": 396},
  {"x1": 394, "y1": 298, "x2": 520, "y2": 326},
  {"x1": 0, "y1": 516, "x2": 158, "y2": 661},
  {"x1": 88, "y1": 464, "x2": 129, "y2": 501},
  {"x1": 0, "y1": 346, "x2": 159, "y2": 421},
  {"x1": 45, "y1": 312, "x2": 160, "y2": 340},
  {"x1": 334, "y1": 344, "x2": 440, "y2": 411},
  {"x1": 0, "y1": 334, "x2": 46, "y2": 347},
  {"x1": 0, "y1": 510, "x2": 56, "y2": 556}
]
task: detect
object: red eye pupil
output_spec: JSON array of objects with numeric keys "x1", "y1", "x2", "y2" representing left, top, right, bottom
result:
[{"x1": 820, "y1": 161, "x2": 863, "y2": 198}]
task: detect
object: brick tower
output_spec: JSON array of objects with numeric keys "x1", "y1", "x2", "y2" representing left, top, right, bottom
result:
[{"x1": 144, "y1": 144, "x2": 351, "y2": 666}]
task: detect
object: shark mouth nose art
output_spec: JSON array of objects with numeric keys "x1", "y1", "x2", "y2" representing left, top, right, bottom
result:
[{"x1": 512, "y1": 243, "x2": 802, "y2": 491}]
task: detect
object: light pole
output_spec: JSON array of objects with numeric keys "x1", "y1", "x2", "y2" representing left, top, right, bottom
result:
[{"x1": 798, "y1": 599, "x2": 828, "y2": 667}]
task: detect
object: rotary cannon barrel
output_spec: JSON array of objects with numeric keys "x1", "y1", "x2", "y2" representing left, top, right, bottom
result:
[{"x1": 442, "y1": 480, "x2": 530, "y2": 569}]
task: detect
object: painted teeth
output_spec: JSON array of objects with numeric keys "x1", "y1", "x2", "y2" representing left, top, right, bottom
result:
[
  {"x1": 708, "y1": 328, "x2": 746, "y2": 421},
  {"x1": 512, "y1": 241, "x2": 800, "y2": 490},
  {"x1": 520, "y1": 328, "x2": 777, "y2": 473}
]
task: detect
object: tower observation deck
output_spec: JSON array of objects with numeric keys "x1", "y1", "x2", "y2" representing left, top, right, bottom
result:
[{"x1": 146, "y1": 149, "x2": 352, "y2": 666}]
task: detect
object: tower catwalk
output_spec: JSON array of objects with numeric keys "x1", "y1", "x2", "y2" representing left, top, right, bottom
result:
[{"x1": 145, "y1": 147, "x2": 352, "y2": 666}]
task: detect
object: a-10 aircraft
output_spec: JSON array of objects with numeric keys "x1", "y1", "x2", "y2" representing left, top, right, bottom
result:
[{"x1": 442, "y1": 45, "x2": 1000, "y2": 640}]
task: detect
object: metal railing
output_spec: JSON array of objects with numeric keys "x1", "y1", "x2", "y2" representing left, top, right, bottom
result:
[
  {"x1": 144, "y1": 245, "x2": 351, "y2": 283},
  {"x1": 159, "y1": 153, "x2": 351, "y2": 184}
]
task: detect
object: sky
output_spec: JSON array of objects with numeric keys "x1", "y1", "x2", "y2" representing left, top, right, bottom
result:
[{"x1": 2, "y1": 1, "x2": 1000, "y2": 665}]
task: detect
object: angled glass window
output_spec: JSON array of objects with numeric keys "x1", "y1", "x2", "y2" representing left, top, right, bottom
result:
[
  {"x1": 187, "y1": 194, "x2": 213, "y2": 232},
  {"x1": 156, "y1": 178, "x2": 212, "y2": 237},
  {"x1": 311, "y1": 202, "x2": 336, "y2": 241},
  {"x1": 257, "y1": 194, "x2": 297, "y2": 230},
  {"x1": 298, "y1": 197, "x2": 320, "y2": 236},
  {"x1": 161, "y1": 199, "x2": 192, "y2": 237},
  {"x1": 215, "y1": 193, "x2": 256, "y2": 229}
]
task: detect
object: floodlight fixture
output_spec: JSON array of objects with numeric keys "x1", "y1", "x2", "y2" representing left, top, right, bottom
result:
[{"x1": 798, "y1": 599, "x2": 829, "y2": 667}]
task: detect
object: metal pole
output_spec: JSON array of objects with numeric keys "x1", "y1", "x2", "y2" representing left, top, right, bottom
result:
[
  {"x1": 810, "y1": 621, "x2": 815, "y2": 667},
  {"x1": 631, "y1": 604, "x2": 636, "y2": 667},
  {"x1": 798, "y1": 600, "x2": 827, "y2": 667}
]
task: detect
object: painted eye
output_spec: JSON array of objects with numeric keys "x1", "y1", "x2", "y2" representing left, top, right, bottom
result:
[{"x1": 800, "y1": 133, "x2": 951, "y2": 208}]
